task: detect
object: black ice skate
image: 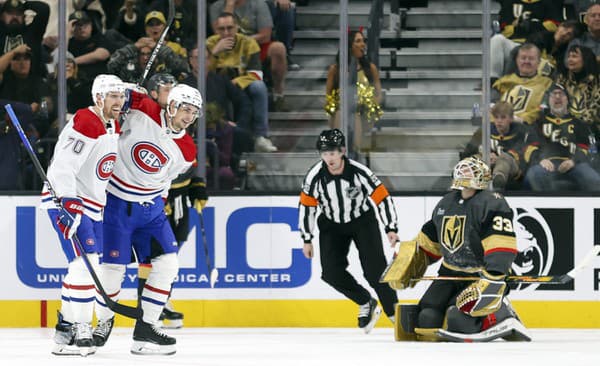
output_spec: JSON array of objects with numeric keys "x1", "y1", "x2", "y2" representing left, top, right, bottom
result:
[
  {"x1": 73, "y1": 322, "x2": 95, "y2": 356},
  {"x1": 51, "y1": 311, "x2": 77, "y2": 356},
  {"x1": 131, "y1": 320, "x2": 176, "y2": 355},
  {"x1": 159, "y1": 302, "x2": 184, "y2": 329},
  {"x1": 357, "y1": 298, "x2": 382, "y2": 334},
  {"x1": 93, "y1": 317, "x2": 114, "y2": 347}
]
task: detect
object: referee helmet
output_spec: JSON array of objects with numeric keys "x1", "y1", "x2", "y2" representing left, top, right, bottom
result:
[{"x1": 316, "y1": 128, "x2": 345, "y2": 152}]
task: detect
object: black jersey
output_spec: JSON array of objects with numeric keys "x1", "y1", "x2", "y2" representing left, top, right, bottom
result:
[
  {"x1": 298, "y1": 156, "x2": 398, "y2": 243},
  {"x1": 417, "y1": 190, "x2": 517, "y2": 275}
]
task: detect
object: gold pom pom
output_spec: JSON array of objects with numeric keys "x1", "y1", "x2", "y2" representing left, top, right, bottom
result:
[
  {"x1": 324, "y1": 89, "x2": 340, "y2": 117},
  {"x1": 356, "y1": 83, "x2": 383, "y2": 124}
]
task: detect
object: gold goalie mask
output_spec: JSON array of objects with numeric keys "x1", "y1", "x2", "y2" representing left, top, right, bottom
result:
[{"x1": 450, "y1": 157, "x2": 491, "y2": 191}]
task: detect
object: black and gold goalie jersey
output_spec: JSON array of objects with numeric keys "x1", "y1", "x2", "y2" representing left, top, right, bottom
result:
[
  {"x1": 416, "y1": 190, "x2": 517, "y2": 275},
  {"x1": 523, "y1": 112, "x2": 593, "y2": 166}
]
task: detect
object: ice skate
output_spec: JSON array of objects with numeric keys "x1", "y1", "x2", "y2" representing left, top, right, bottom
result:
[
  {"x1": 73, "y1": 322, "x2": 95, "y2": 356},
  {"x1": 131, "y1": 320, "x2": 176, "y2": 355},
  {"x1": 93, "y1": 317, "x2": 114, "y2": 347},
  {"x1": 51, "y1": 312, "x2": 79, "y2": 356},
  {"x1": 159, "y1": 301, "x2": 184, "y2": 329},
  {"x1": 357, "y1": 298, "x2": 382, "y2": 334}
]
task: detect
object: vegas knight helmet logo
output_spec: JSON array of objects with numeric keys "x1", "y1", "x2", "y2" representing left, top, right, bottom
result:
[{"x1": 512, "y1": 208, "x2": 555, "y2": 290}]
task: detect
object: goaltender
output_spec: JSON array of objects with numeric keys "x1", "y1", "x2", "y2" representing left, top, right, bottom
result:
[{"x1": 382, "y1": 157, "x2": 531, "y2": 342}]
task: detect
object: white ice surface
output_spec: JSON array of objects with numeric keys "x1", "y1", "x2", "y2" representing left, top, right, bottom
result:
[{"x1": 1, "y1": 328, "x2": 599, "y2": 365}]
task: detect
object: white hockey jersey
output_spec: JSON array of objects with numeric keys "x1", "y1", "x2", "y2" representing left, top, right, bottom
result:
[
  {"x1": 41, "y1": 107, "x2": 120, "y2": 221},
  {"x1": 106, "y1": 91, "x2": 197, "y2": 203}
]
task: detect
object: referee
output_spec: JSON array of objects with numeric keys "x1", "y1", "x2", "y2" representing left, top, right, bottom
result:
[{"x1": 298, "y1": 129, "x2": 399, "y2": 334}]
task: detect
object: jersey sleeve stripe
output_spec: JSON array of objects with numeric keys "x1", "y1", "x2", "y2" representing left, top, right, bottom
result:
[
  {"x1": 370, "y1": 184, "x2": 389, "y2": 205},
  {"x1": 300, "y1": 192, "x2": 318, "y2": 207},
  {"x1": 482, "y1": 234, "x2": 517, "y2": 254}
]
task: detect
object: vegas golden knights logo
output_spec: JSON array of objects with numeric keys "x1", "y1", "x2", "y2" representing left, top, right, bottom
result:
[
  {"x1": 441, "y1": 215, "x2": 466, "y2": 253},
  {"x1": 505, "y1": 86, "x2": 532, "y2": 114}
]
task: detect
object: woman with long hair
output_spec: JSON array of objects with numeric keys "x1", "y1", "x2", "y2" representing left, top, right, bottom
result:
[{"x1": 325, "y1": 29, "x2": 382, "y2": 152}]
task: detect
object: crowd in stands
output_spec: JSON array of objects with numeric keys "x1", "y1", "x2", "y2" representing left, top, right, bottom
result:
[
  {"x1": 461, "y1": 0, "x2": 600, "y2": 192},
  {"x1": 0, "y1": 0, "x2": 599, "y2": 193},
  {"x1": 0, "y1": 0, "x2": 302, "y2": 191}
]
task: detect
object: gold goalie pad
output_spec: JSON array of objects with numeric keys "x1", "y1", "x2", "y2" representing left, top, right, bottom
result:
[{"x1": 380, "y1": 240, "x2": 428, "y2": 289}]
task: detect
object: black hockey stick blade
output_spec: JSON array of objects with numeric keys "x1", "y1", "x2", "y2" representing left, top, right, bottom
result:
[
  {"x1": 411, "y1": 245, "x2": 600, "y2": 285},
  {"x1": 5, "y1": 104, "x2": 142, "y2": 320}
]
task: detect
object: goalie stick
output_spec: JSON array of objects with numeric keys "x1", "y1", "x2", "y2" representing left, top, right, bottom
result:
[
  {"x1": 410, "y1": 245, "x2": 600, "y2": 285},
  {"x1": 5, "y1": 104, "x2": 142, "y2": 320}
]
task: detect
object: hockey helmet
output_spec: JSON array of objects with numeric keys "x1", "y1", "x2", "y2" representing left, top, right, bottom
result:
[
  {"x1": 146, "y1": 72, "x2": 177, "y2": 93},
  {"x1": 316, "y1": 128, "x2": 345, "y2": 152},
  {"x1": 91, "y1": 74, "x2": 126, "y2": 103},
  {"x1": 167, "y1": 84, "x2": 203, "y2": 112},
  {"x1": 450, "y1": 156, "x2": 491, "y2": 190}
]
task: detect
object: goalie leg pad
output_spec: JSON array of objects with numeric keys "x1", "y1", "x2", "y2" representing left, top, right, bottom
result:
[
  {"x1": 446, "y1": 306, "x2": 482, "y2": 334},
  {"x1": 394, "y1": 303, "x2": 419, "y2": 341}
]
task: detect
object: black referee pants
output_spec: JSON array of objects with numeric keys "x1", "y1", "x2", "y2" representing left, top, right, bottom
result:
[{"x1": 317, "y1": 211, "x2": 398, "y2": 317}]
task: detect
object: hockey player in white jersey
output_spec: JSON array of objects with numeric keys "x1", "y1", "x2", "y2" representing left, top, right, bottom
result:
[
  {"x1": 94, "y1": 83, "x2": 202, "y2": 355},
  {"x1": 41, "y1": 74, "x2": 126, "y2": 356}
]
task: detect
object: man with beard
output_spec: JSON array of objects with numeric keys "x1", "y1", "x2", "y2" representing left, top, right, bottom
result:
[{"x1": 0, "y1": 0, "x2": 49, "y2": 77}]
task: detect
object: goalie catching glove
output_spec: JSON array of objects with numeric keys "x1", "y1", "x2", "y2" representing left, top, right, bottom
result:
[
  {"x1": 456, "y1": 270, "x2": 507, "y2": 317},
  {"x1": 383, "y1": 239, "x2": 429, "y2": 290}
]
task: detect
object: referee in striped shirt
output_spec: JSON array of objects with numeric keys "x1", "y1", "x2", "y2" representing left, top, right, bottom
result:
[{"x1": 298, "y1": 129, "x2": 399, "y2": 333}]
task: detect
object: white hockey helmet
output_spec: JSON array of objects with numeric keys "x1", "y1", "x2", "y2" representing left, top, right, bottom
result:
[
  {"x1": 167, "y1": 84, "x2": 203, "y2": 112},
  {"x1": 91, "y1": 74, "x2": 126, "y2": 104},
  {"x1": 450, "y1": 156, "x2": 491, "y2": 190}
]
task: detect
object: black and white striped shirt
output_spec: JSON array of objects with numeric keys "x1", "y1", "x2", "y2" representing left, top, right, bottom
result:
[{"x1": 298, "y1": 156, "x2": 398, "y2": 243}]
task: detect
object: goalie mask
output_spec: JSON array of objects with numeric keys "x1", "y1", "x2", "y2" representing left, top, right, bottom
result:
[
  {"x1": 316, "y1": 128, "x2": 345, "y2": 152},
  {"x1": 450, "y1": 157, "x2": 491, "y2": 190}
]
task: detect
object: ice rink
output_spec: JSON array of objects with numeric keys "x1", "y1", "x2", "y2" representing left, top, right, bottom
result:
[{"x1": 2, "y1": 327, "x2": 599, "y2": 365}]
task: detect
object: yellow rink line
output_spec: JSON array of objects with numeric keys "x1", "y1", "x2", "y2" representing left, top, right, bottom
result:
[{"x1": 0, "y1": 300, "x2": 599, "y2": 328}]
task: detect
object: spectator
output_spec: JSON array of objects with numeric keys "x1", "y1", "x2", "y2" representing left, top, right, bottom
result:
[
  {"x1": 0, "y1": 0, "x2": 50, "y2": 77},
  {"x1": 490, "y1": 0, "x2": 562, "y2": 80},
  {"x1": 112, "y1": 0, "x2": 147, "y2": 42},
  {"x1": 0, "y1": 100, "x2": 34, "y2": 190},
  {"x1": 67, "y1": 10, "x2": 110, "y2": 82},
  {"x1": 207, "y1": 12, "x2": 277, "y2": 152},
  {"x1": 72, "y1": 0, "x2": 106, "y2": 34},
  {"x1": 523, "y1": 83, "x2": 600, "y2": 191},
  {"x1": 325, "y1": 29, "x2": 383, "y2": 152},
  {"x1": 566, "y1": 3, "x2": 600, "y2": 65},
  {"x1": 459, "y1": 101, "x2": 529, "y2": 190},
  {"x1": 266, "y1": 0, "x2": 300, "y2": 70},
  {"x1": 204, "y1": 102, "x2": 237, "y2": 190},
  {"x1": 46, "y1": 52, "x2": 91, "y2": 120},
  {"x1": 143, "y1": 10, "x2": 187, "y2": 58},
  {"x1": 556, "y1": 44, "x2": 600, "y2": 128},
  {"x1": 183, "y1": 45, "x2": 254, "y2": 184},
  {"x1": 147, "y1": 0, "x2": 196, "y2": 47},
  {"x1": 107, "y1": 34, "x2": 189, "y2": 84},
  {"x1": 493, "y1": 43, "x2": 553, "y2": 124},
  {"x1": 210, "y1": 0, "x2": 290, "y2": 112},
  {"x1": 564, "y1": 0, "x2": 597, "y2": 22}
]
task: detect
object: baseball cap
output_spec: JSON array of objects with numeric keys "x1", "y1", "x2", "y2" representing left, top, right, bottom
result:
[
  {"x1": 145, "y1": 11, "x2": 166, "y2": 25},
  {"x1": 69, "y1": 10, "x2": 92, "y2": 25},
  {"x1": 1, "y1": 0, "x2": 25, "y2": 14}
]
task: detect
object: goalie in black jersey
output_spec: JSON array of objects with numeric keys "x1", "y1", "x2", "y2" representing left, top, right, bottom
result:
[{"x1": 382, "y1": 157, "x2": 531, "y2": 342}]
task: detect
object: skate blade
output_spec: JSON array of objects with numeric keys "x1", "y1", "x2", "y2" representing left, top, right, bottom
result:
[
  {"x1": 362, "y1": 306, "x2": 383, "y2": 335},
  {"x1": 130, "y1": 341, "x2": 176, "y2": 356},
  {"x1": 161, "y1": 319, "x2": 183, "y2": 329},
  {"x1": 52, "y1": 344, "x2": 96, "y2": 356}
]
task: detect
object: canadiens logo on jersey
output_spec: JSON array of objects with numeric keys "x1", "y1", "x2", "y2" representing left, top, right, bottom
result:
[
  {"x1": 441, "y1": 215, "x2": 466, "y2": 253},
  {"x1": 131, "y1": 142, "x2": 170, "y2": 174},
  {"x1": 96, "y1": 153, "x2": 117, "y2": 180}
]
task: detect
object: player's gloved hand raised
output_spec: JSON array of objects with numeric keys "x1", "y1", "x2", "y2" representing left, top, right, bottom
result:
[
  {"x1": 189, "y1": 177, "x2": 208, "y2": 213},
  {"x1": 56, "y1": 197, "x2": 84, "y2": 239},
  {"x1": 456, "y1": 270, "x2": 507, "y2": 317}
]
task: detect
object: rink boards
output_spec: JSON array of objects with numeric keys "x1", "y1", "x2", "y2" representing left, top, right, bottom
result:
[{"x1": 1, "y1": 195, "x2": 599, "y2": 328}]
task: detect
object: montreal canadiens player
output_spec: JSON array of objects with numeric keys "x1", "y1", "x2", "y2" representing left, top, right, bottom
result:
[
  {"x1": 94, "y1": 83, "x2": 202, "y2": 355},
  {"x1": 42, "y1": 74, "x2": 126, "y2": 356}
]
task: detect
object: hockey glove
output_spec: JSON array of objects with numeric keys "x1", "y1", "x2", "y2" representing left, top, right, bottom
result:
[
  {"x1": 56, "y1": 197, "x2": 84, "y2": 239},
  {"x1": 456, "y1": 270, "x2": 507, "y2": 317},
  {"x1": 385, "y1": 240, "x2": 429, "y2": 290},
  {"x1": 189, "y1": 177, "x2": 208, "y2": 213}
]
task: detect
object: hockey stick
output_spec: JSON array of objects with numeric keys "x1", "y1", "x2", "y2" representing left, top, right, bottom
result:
[
  {"x1": 198, "y1": 210, "x2": 218, "y2": 288},
  {"x1": 410, "y1": 245, "x2": 600, "y2": 285},
  {"x1": 5, "y1": 104, "x2": 142, "y2": 320},
  {"x1": 139, "y1": 0, "x2": 175, "y2": 87}
]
